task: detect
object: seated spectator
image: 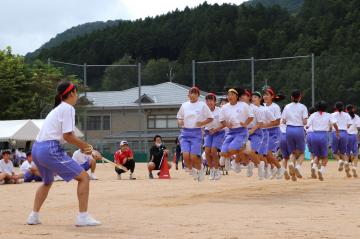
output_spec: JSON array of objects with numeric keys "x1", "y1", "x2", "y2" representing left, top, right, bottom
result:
[
  {"x1": 148, "y1": 135, "x2": 171, "y2": 179},
  {"x1": 20, "y1": 152, "x2": 42, "y2": 183},
  {"x1": 0, "y1": 150, "x2": 23, "y2": 184},
  {"x1": 114, "y1": 141, "x2": 136, "y2": 180},
  {"x1": 72, "y1": 149, "x2": 101, "y2": 180}
]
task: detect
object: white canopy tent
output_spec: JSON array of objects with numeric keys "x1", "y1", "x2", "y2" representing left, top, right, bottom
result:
[{"x1": 0, "y1": 119, "x2": 83, "y2": 142}]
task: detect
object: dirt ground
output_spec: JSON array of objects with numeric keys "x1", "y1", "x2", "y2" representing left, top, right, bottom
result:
[{"x1": 1, "y1": 161, "x2": 360, "y2": 239}]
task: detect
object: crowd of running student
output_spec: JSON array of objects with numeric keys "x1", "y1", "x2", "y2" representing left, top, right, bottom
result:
[{"x1": 177, "y1": 86, "x2": 360, "y2": 182}]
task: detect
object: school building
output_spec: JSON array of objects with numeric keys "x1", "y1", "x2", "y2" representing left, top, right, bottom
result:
[{"x1": 77, "y1": 82, "x2": 208, "y2": 161}]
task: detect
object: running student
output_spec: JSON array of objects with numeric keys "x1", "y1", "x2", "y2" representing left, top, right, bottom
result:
[
  {"x1": 307, "y1": 101, "x2": 339, "y2": 181},
  {"x1": 306, "y1": 106, "x2": 316, "y2": 178},
  {"x1": 204, "y1": 93, "x2": 225, "y2": 180},
  {"x1": 282, "y1": 89, "x2": 308, "y2": 181},
  {"x1": 27, "y1": 81, "x2": 101, "y2": 226},
  {"x1": 72, "y1": 149, "x2": 101, "y2": 180},
  {"x1": 177, "y1": 86, "x2": 213, "y2": 181},
  {"x1": 219, "y1": 88, "x2": 253, "y2": 174},
  {"x1": 248, "y1": 91, "x2": 266, "y2": 179},
  {"x1": 262, "y1": 87, "x2": 285, "y2": 179},
  {"x1": 331, "y1": 101, "x2": 352, "y2": 177},
  {"x1": 345, "y1": 104, "x2": 360, "y2": 177}
]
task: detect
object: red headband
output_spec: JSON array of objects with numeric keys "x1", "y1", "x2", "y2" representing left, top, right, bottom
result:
[
  {"x1": 244, "y1": 89, "x2": 251, "y2": 97},
  {"x1": 266, "y1": 88, "x2": 275, "y2": 96},
  {"x1": 60, "y1": 83, "x2": 75, "y2": 100},
  {"x1": 205, "y1": 93, "x2": 217, "y2": 100},
  {"x1": 189, "y1": 86, "x2": 200, "y2": 94}
]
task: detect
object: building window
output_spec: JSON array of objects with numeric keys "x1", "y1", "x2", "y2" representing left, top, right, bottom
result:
[
  {"x1": 147, "y1": 115, "x2": 178, "y2": 129},
  {"x1": 86, "y1": 115, "x2": 110, "y2": 130}
]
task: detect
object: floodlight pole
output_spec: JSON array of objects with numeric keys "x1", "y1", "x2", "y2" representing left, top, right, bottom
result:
[
  {"x1": 138, "y1": 62, "x2": 142, "y2": 152},
  {"x1": 192, "y1": 60, "x2": 196, "y2": 86},
  {"x1": 311, "y1": 53, "x2": 315, "y2": 107},
  {"x1": 83, "y1": 63, "x2": 88, "y2": 141},
  {"x1": 251, "y1": 57, "x2": 255, "y2": 92}
]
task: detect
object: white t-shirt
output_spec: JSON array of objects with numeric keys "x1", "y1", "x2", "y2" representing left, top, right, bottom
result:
[
  {"x1": 307, "y1": 112, "x2": 335, "y2": 131},
  {"x1": 331, "y1": 112, "x2": 352, "y2": 131},
  {"x1": 247, "y1": 104, "x2": 262, "y2": 129},
  {"x1": 262, "y1": 103, "x2": 280, "y2": 128},
  {"x1": 72, "y1": 149, "x2": 92, "y2": 165},
  {"x1": 219, "y1": 102, "x2": 252, "y2": 129},
  {"x1": 177, "y1": 100, "x2": 213, "y2": 128},
  {"x1": 0, "y1": 159, "x2": 14, "y2": 175},
  {"x1": 20, "y1": 160, "x2": 37, "y2": 174},
  {"x1": 347, "y1": 114, "x2": 360, "y2": 135},
  {"x1": 282, "y1": 102, "x2": 308, "y2": 126},
  {"x1": 205, "y1": 106, "x2": 223, "y2": 130},
  {"x1": 36, "y1": 101, "x2": 76, "y2": 144}
]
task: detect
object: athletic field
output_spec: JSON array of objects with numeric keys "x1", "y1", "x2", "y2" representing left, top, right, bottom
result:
[{"x1": 1, "y1": 161, "x2": 359, "y2": 239}]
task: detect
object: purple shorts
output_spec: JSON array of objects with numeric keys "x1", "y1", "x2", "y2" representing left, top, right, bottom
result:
[
  {"x1": 204, "y1": 130, "x2": 225, "y2": 150},
  {"x1": 266, "y1": 127, "x2": 280, "y2": 153},
  {"x1": 24, "y1": 171, "x2": 42, "y2": 183},
  {"x1": 312, "y1": 131, "x2": 328, "y2": 158},
  {"x1": 249, "y1": 129, "x2": 263, "y2": 153},
  {"x1": 306, "y1": 132, "x2": 314, "y2": 153},
  {"x1": 180, "y1": 128, "x2": 202, "y2": 155},
  {"x1": 259, "y1": 129, "x2": 269, "y2": 155},
  {"x1": 221, "y1": 127, "x2": 248, "y2": 153},
  {"x1": 331, "y1": 130, "x2": 348, "y2": 154},
  {"x1": 32, "y1": 140, "x2": 84, "y2": 185},
  {"x1": 280, "y1": 133, "x2": 290, "y2": 159},
  {"x1": 81, "y1": 161, "x2": 91, "y2": 171},
  {"x1": 347, "y1": 134, "x2": 359, "y2": 156},
  {"x1": 286, "y1": 126, "x2": 305, "y2": 153}
]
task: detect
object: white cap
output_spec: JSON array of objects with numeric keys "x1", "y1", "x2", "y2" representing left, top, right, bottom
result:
[{"x1": 120, "y1": 140, "x2": 128, "y2": 146}]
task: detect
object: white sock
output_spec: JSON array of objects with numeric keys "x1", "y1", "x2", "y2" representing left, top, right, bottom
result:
[
  {"x1": 312, "y1": 163, "x2": 318, "y2": 170},
  {"x1": 353, "y1": 166, "x2": 357, "y2": 170},
  {"x1": 295, "y1": 164, "x2": 301, "y2": 170},
  {"x1": 79, "y1": 212, "x2": 89, "y2": 218}
]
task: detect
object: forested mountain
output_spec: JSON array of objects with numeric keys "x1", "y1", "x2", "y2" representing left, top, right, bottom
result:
[
  {"x1": 26, "y1": 20, "x2": 121, "y2": 59},
  {"x1": 246, "y1": 0, "x2": 303, "y2": 13},
  {"x1": 26, "y1": 0, "x2": 360, "y2": 107}
]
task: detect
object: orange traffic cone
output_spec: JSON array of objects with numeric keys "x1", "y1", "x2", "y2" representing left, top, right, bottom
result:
[{"x1": 159, "y1": 153, "x2": 171, "y2": 179}]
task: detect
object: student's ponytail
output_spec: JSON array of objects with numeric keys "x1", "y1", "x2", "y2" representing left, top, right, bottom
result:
[
  {"x1": 53, "y1": 81, "x2": 77, "y2": 108},
  {"x1": 346, "y1": 104, "x2": 355, "y2": 119},
  {"x1": 334, "y1": 101, "x2": 344, "y2": 113},
  {"x1": 291, "y1": 89, "x2": 301, "y2": 103}
]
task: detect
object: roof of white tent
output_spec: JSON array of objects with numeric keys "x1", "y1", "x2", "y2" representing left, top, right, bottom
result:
[
  {"x1": 32, "y1": 119, "x2": 84, "y2": 138},
  {"x1": 0, "y1": 119, "x2": 83, "y2": 142},
  {"x1": 0, "y1": 120, "x2": 39, "y2": 141}
]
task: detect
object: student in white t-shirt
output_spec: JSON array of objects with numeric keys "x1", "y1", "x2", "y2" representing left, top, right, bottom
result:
[
  {"x1": 0, "y1": 150, "x2": 23, "y2": 184},
  {"x1": 345, "y1": 104, "x2": 360, "y2": 177},
  {"x1": 26, "y1": 82, "x2": 100, "y2": 227},
  {"x1": 282, "y1": 89, "x2": 308, "y2": 181},
  {"x1": 307, "y1": 101, "x2": 339, "y2": 181},
  {"x1": 72, "y1": 149, "x2": 101, "y2": 180},
  {"x1": 20, "y1": 152, "x2": 42, "y2": 182},
  {"x1": 262, "y1": 87, "x2": 285, "y2": 179},
  {"x1": 177, "y1": 87, "x2": 214, "y2": 182},
  {"x1": 219, "y1": 88, "x2": 253, "y2": 174},
  {"x1": 331, "y1": 101, "x2": 352, "y2": 176}
]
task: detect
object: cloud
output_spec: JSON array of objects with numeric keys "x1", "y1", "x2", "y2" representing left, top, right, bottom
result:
[{"x1": 0, "y1": 0, "x2": 245, "y2": 55}]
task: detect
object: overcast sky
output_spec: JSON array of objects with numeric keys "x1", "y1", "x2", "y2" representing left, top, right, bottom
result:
[{"x1": 0, "y1": 0, "x2": 247, "y2": 55}]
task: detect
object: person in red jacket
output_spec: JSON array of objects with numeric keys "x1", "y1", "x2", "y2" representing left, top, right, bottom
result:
[{"x1": 114, "y1": 141, "x2": 136, "y2": 180}]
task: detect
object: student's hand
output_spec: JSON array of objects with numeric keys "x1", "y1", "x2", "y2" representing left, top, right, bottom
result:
[
  {"x1": 164, "y1": 149, "x2": 169, "y2": 154},
  {"x1": 81, "y1": 144, "x2": 93, "y2": 155},
  {"x1": 249, "y1": 128, "x2": 255, "y2": 135},
  {"x1": 196, "y1": 121, "x2": 203, "y2": 127},
  {"x1": 209, "y1": 128, "x2": 218, "y2": 135}
]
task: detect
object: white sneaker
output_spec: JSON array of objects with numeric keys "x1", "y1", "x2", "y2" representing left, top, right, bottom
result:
[
  {"x1": 264, "y1": 165, "x2": 271, "y2": 179},
  {"x1": 295, "y1": 166, "x2": 303, "y2": 179},
  {"x1": 214, "y1": 169, "x2": 222, "y2": 180},
  {"x1": 198, "y1": 169, "x2": 205, "y2": 182},
  {"x1": 224, "y1": 159, "x2": 231, "y2": 171},
  {"x1": 89, "y1": 173, "x2": 98, "y2": 180},
  {"x1": 27, "y1": 212, "x2": 41, "y2": 225},
  {"x1": 75, "y1": 213, "x2": 101, "y2": 227},
  {"x1": 276, "y1": 167, "x2": 285, "y2": 179},
  {"x1": 352, "y1": 168, "x2": 358, "y2": 177},
  {"x1": 191, "y1": 168, "x2": 198, "y2": 180},
  {"x1": 209, "y1": 168, "x2": 215, "y2": 180},
  {"x1": 247, "y1": 162, "x2": 254, "y2": 177},
  {"x1": 258, "y1": 161, "x2": 265, "y2": 180},
  {"x1": 117, "y1": 174, "x2": 121, "y2": 180},
  {"x1": 231, "y1": 161, "x2": 241, "y2": 174},
  {"x1": 270, "y1": 167, "x2": 278, "y2": 179}
]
